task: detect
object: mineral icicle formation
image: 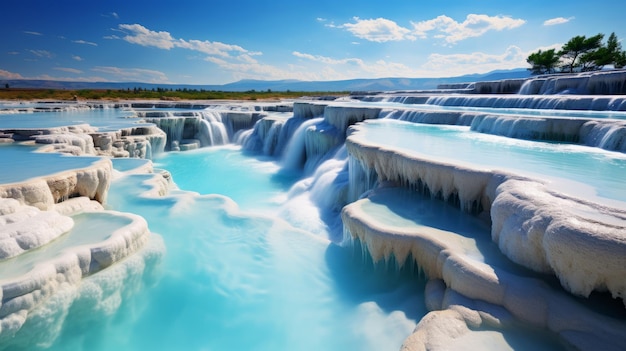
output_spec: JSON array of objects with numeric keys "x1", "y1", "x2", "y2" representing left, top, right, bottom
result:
[{"x1": 1, "y1": 70, "x2": 626, "y2": 350}]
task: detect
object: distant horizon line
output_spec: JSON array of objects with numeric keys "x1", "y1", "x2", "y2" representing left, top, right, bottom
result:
[{"x1": 1, "y1": 67, "x2": 531, "y2": 86}]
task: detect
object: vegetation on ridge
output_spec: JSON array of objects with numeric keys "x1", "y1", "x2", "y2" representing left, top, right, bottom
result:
[
  {"x1": 526, "y1": 32, "x2": 626, "y2": 75},
  {"x1": 0, "y1": 88, "x2": 348, "y2": 101}
]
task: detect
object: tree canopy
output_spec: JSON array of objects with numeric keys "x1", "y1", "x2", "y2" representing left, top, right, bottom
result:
[{"x1": 527, "y1": 32, "x2": 626, "y2": 75}]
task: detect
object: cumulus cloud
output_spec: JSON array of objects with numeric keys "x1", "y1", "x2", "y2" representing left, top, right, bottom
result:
[
  {"x1": 337, "y1": 14, "x2": 525, "y2": 44},
  {"x1": 0, "y1": 69, "x2": 24, "y2": 79},
  {"x1": 412, "y1": 14, "x2": 526, "y2": 44},
  {"x1": 118, "y1": 24, "x2": 257, "y2": 59},
  {"x1": 292, "y1": 44, "x2": 528, "y2": 80},
  {"x1": 543, "y1": 17, "x2": 574, "y2": 26},
  {"x1": 119, "y1": 24, "x2": 176, "y2": 49},
  {"x1": 116, "y1": 23, "x2": 276, "y2": 81},
  {"x1": 342, "y1": 17, "x2": 415, "y2": 42},
  {"x1": 72, "y1": 55, "x2": 83, "y2": 61},
  {"x1": 175, "y1": 39, "x2": 248, "y2": 58}
]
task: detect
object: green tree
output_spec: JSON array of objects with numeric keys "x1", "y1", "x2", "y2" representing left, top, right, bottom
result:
[
  {"x1": 526, "y1": 49, "x2": 560, "y2": 74},
  {"x1": 615, "y1": 50, "x2": 626, "y2": 69},
  {"x1": 604, "y1": 32, "x2": 626, "y2": 69},
  {"x1": 580, "y1": 32, "x2": 622, "y2": 71},
  {"x1": 558, "y1": 34, "x2": 604, "y2": 73}
]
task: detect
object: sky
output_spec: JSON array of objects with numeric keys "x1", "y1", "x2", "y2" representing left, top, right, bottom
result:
[{"x1": 2, "y1": 0, "x2": 625, "y2": 85}]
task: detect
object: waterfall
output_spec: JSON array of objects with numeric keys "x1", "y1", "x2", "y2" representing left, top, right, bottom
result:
[
  {"x1": 347, "y1": 155, "x2": 378, "y2": 203},
  {"x1": 147, "y1": 117, "x2": 185, "y2": 151},
  {"x1": 518, "y1": 70, "x2": 626, "y2": 95},
  {"x1": 281, "y1": 117, "x2": 324, "y2": 172},
  {"x1": 197, "y1": 111, "x2": 229, "y2": 146},
  {"x1": 580, "y1": 120, "x2": 626, "y2": 152},
  {"x1": 239, "y1": 117, "x2": 287, "y2": 156},
  {"x1": 424, "y1": 94, "x2": 626, "y2": 111},
  {"x1": 381, "y1": 109, "x2": 474, "y2": 126},
  {"x1": 263, "y1": 119, "x2": 285, "y2": 156},
  {"x1": 280, "y1": 146, "x2": 349, "y2": 240}
]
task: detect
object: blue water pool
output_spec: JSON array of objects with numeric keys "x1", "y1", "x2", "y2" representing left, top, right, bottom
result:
[{"x1": 27, "y1": 146, "x2": 425, "y2": 351}]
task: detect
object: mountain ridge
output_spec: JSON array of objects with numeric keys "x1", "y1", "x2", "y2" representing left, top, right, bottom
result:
[{"x1": 1, "y1": 68, "x2": 531, "y2": 92}]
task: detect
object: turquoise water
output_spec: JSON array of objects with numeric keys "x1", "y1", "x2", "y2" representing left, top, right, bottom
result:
[
  {"x1": 0, "y1": 213, "x2": 130, "y2": 279},
  {"x1": 24, "y1": 146, "x2": 425, "y2": 351},
  {"x1": 1, "y1": 103, "x2": 623, "y2": 350},
  {"x1": 153, "y1": 146, "x2": 293, "y2": 211},
  {"x1": 354, "y1": 119, "x2": 626, "y2": 204},
  {"x1": 0, "y1": 106, "x2": 138, "y2": 129},
  {"x1": 111, "y1": 157, "x2": 151, "y2": 172},
  {"x1": 0, "y1": 143, "x2": 102, "y2": 184}
]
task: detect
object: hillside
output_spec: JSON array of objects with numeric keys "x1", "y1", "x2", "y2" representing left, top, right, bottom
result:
[{"x1": 1, "y1": 69, "x2": 531, "y2": 92}]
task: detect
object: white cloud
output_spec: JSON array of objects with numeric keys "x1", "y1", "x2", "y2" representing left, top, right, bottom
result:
[
  {"x1": 236, "y1": 54, "x2": 259, "y2": 64},
  {"x1": 543, "y1": 17, "x2": 574, "y2": 26},
  {"x1": 293, "y1": 51, "x2": 363, "y2": 65},
  {"x1": 421, "y1": 45, "x2": 526, "y2": 75},
  {"x1": 102, "y1": 12, "x2": 119, "y2": 19},
  {"x1": 118, "y1": 23, "x2": 258, "y2": 60},
  {"x1": 0, "y1": 69, "x2": 24, "y2": 79},
  {"x1": 29, "y1": 49, "x2": 54, "y2": 58},
  {"x1": 116, "y1": 23, "x2": 277, "y2": 81},
  {"x1": 72, "y1": 55, "x2": 83, "y2": 61},
  {"x1": 119, "y1": 24, "x2": 176, "y2": 49},
  {"x1": 337, "y1": 14, "x2": 525, "y2": 44},
  {"x1": 176, "y1": 38, "x2": 248, "y2": 58},
  {"x1": 342, "y1": 17, "x2": 415, "y2": 42},
  {"x1": 412, "y1": 14, "x2": 526, "y2": 44},
  {"x1": 24, "y1": 31, "x2": 42, "y2": 36},
  {"x1": 54, "y1": 67, "x2": 83, "y2": 74},
  {"x1": 91, "y1": 66, "x2": 170, "y2": 83},
  {"x1": 292, "y1": 51, "x2": 421, "y2": 78},
  {"x1": 293, "y1": 46, "x2": 530, "y2": 80},
  {"x1": 205, "y1": 57, "x2": 304, "y2": 81},
  {"x1": 73, "y1": 40, "x2": 98, "y2": 46}
]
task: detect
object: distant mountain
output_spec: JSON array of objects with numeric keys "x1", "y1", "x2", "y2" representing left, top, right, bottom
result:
[{"x1": 1, "y1": 68, "x2": 531, "y2": 92}]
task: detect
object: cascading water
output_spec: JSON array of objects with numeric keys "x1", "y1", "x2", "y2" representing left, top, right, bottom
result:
[
  {"x1": 198, "y1": 110, "x2": 229, "y2": 145},
  {"x1": 281, "y1": 117, "x2": 325, "y2": 172},
  {"x1": 2, "y1": 80, "x2": 626, "y2": 351}
]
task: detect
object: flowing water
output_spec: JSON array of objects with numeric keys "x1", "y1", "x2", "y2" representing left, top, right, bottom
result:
[{"x1": 0, "y1": 98, "x2": 623, "y2": 350}]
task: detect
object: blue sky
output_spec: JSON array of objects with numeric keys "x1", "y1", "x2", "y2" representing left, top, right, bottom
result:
[{"x1": 2, "y1": 0, "x2": 625, "y2": 85}]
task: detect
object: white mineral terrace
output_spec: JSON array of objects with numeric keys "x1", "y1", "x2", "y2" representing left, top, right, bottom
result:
[
  {"x1": 0, "y1": 196, "x2": 164, "y2": 344},
  {"x1": 1, "y1": 72, "x2": 626, "y2": 351},
  {"x1": 0, "y1": 144, "x2": 112, "y2": 211},
  {"x1": 341, "y1": 187, "x2": 626, "y2": 350}
]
